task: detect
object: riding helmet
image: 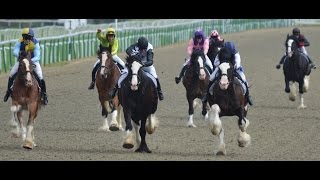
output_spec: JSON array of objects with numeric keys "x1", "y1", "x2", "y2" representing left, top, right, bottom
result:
[{"x1": 137, "y1": 36, "x2": 148, "y2": 49}]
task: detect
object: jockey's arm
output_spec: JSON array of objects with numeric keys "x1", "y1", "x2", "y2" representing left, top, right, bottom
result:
[
  {"x1": 126, "y1": 44, "x2": 136, "y2": 56},
  {"x1": 234, "y1": 52, "x2": 241, "y2": 70},
  {"x1": 143, "y1": 49, "x2": 154, "y2": 67},
  {"x1": 203, "y1": 39, "x2": 209, "y2": 55},
  {"x1": 302, "y1": 35, "x2": 310, "y2": 47},
  {"x1": 111, "y1": 38, "x2": 119, "y2": 56},
  {"x1": 31, "y1": 43, "x2": 40, "y2": 62},
  {"x1": 213, "y1": 53, "x2": 220, "y2": 67},
  {"x1": 96, "y1": 31, "x2": 105, "y2": 42},
  {"x1": 187, "y1": 39, "x2": 194, "y2": 57},
  {"x1": 13, "y1": 41, "x2": 21, "y2": 58}
]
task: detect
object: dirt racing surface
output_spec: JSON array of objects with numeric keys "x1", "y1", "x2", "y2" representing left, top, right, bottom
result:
[{"x1": 0, "y1": 26, "x2": 320, "y2": 161}]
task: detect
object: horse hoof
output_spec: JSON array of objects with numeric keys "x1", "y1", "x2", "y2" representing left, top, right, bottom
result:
[
  {"x1": 23, "y1": 141, "x2": 34, "y2": 150},
  {"x1": 109, "y1": 125, "x2": 119, "y2": 131},
  {"x1": 98, "y1": 126, "x2": 110, "y2": 131},
  {"x1": 216, "y1": 151, "x2": 226, "y2": 156},
  {"x1": 123, "y1": 143, "x2": 134, "y2": 149},
  {"x1": 285, "y1": 88, "x2": 290, "y2": 93}
]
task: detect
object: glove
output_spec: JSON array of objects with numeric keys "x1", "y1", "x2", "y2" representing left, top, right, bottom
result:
[
  {"x1": 299, "y1": 41, "x2": 304, "y2": 46},
  {"x1": 97, "y1": 29, "x2": 102, "y2": 33}
]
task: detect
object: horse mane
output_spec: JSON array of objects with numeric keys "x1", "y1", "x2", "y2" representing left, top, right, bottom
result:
[{"x1": 218, "y1": 47, "x2": 234, "y2": 65}]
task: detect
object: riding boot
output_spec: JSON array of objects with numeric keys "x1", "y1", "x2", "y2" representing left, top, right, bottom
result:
[
  {"x1": 276, "y1": 55, "x2": 286, "y2": 69},
  {"x1": 40, "y1": 79, "x2": 48, "y2": 105},
  {"x1": 175, "y1": 65, "x2": 187, "y2": 84},
  {"x1": 202, "y1": 79, "x2": 215, "y2": 103},
  {"x1": 3, "y1": 76, "x2": 15, "y2": 102},
  {"x1": 156, "y1": 78, "x2": 164, "y2": 101},
  {"x1": 244, "y1": 82, "x2": 253, "y2": 106},
  {"x1": 88, "y1": 63, "x2": 100, "y2": 90},
  {"x1": 307, "y1": 56, "x2": 316, "y2": 69},
  {"x1": 109, "y1": 83, "x2": 119, "y2": 99}
]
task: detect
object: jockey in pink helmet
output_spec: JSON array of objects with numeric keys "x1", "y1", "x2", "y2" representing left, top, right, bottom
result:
[{"x1": 175, "y1": 29, "x2": 214, "y2": 84}]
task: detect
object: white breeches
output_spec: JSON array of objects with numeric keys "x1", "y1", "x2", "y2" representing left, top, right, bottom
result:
[
  {"x1": 118, "y1": 65, "x2": 157, "y2": 88},
  {"x1": 184, "y1": 54, "x2": 213, "y2": 69},
  {"x1": 10, "y1": 61, "x2": 43, "y2": 80}
]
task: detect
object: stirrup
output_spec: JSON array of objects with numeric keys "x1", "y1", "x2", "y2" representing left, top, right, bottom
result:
[{"x1": 158, "y1": 91, "x2": 164, "y2": 101}]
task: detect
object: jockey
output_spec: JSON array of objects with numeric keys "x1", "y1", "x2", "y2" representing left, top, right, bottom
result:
[
  {"x1": 208, "y1": 29, "x2": 224, "y2": 49},
  {"x1": 109, "y1": 36, "x2": 164, "y2": 101},
  {"x1": 175, "y1": 29, "x2": 214, "y2": 84},
  {"x1": 3, "y1": 28, "x2": 48, "y2": 105},
  {"x1": 203, "y1": 41, "x2": 253, "y2": 106},
  {"x1": 276, "y1": 27, "x2": 316, "y2": 69},
  {"x1": 88, "y1": 27, "x2": 126, "y2": 90}
]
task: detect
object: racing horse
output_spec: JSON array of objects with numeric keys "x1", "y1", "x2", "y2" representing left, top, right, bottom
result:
[
  {"x1": 118, "y1": 55, "x2": 159, "y2": 153},
  {"x1": 10, "y1": 51, "x2": 43, "y2": 149},
  {"x1": 282, "y1": 35, "x2": 311, "y2": 109},
  {"x1": 206, "y1": 49, "x2": 251, "y2": 155},
  {"x1": 95, "y1": 50, "x2": 123, "y2": 131},
  {"x1": 182, "y1": 48, "x2": 209, "y2": 127}
]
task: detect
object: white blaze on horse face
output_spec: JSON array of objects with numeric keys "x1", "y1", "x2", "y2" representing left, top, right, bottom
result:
[
  {"x1": 23, "y1": 58, "x2": 32, "y2": 85},
  {"x1": 218, "y1": 62, "x2": 230, "y2": 90},
  {"x1": 131, "y1": 61, "x2": 143, "y2": 91},
  {"x1": 197, "y1": 56, "x2": 206, "y2": 80},
  {"x1": 287, "y1": 39, "x2": 294, "y2": 57},
  {"x1": 100, "y1": 52, "x2": 108, "y2": 75}
]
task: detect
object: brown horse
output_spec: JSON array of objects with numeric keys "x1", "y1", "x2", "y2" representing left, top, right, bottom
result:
[
  {"x1": 182, "y1": 49, "x2": 209, "y2": 127},
  {"x1": 10, "y1": 51, "x2": 42, "y2": 149},
  {"x1": 95, "y1": 51, "x2": 123, "y2": 131},
  {"x1": 206, "y1": 56, "x2": 251, "y2": 155}
]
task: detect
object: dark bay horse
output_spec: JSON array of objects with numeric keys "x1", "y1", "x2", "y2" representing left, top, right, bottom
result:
[
  {"x1": 118, "y1": 55, "x2": 159, "y2": 153},
  {"x1": 95, "y1": 51, "x2": 123, "y2": 131},
  {"x1": 182, "y1": 49, "x2": 209, "y2": 127},
  {"x1": 10, "y1": 51, "x2": 42, "y2": 149},
  {"x1": 283, "y1": 36, "x2": 311, "y2": 109},
  {"x1": 206, "y1": 53, "x2": 251, "y2": 155}
]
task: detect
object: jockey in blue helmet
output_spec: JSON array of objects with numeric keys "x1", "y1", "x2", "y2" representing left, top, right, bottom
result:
[
  {"x1": 3, "y1": 27, "x2": 48, "y2": 105},
  {"x1": 203, "y1": 41, "x2": 253, "y2": 106}
]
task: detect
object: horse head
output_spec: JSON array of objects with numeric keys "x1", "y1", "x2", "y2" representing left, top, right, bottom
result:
[
  {"x1": 18, "y1": 50, "x2": 34, "y2": 87},
  {"x1": 286, "y1": 37, "x2": 301, "y2": 59},
  {"x1": 125, "y1": 55, "x2": 143, "y2": 91},
  {"x1": 190, "y1": 48, "x2": 206, "y2": 80},
  {"x1": 99, "y1": 51, "x2": 115, "y2": 79},
  {"x1": 217, "y1": 48, "x2": 234, "y2": 90}
]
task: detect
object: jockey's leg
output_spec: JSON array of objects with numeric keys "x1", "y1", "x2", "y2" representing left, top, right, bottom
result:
[
  {"x1": 4, "y1": 62, "x2": 19, "y2": 102},
  {"x1": 40, "y1": 79, "x2": 48, "y2": 105},
  {"x1": 205, "y1": 55, "x2": 214, "y2": 74},
  {"x1": 301, "y1": 46, "x2": 316, "y2": 69},
  {"x1": 276, "y1": 54, "x2": 287, "y2": 69},
  {"x1": 235, "y1": 69, "x2": 253, "y2": 106},
  {"x1": 202, "y1": 67, "x2": 219, "y2": 102},
  {"x1": 34, "y1": 62, "x2": 48, "y2": 105},
  {"x1": 156, "y1": 78, "x2": 164, "y2": 101},
  {"x1": 88, "y1": 60, "x2": 100, "y2": 90},
  {"x1": 4, "y1": 75, "x2": 16, "y2": 102},
  {"x1": 112, "y1": 55, "x2": 126, "y2": 72},
  {"x1": 109, "y1": 71, "x2": 128, "y2": 99},
  {"x1": 175, "y1": 59, "x2": 189, "y2": 84}
]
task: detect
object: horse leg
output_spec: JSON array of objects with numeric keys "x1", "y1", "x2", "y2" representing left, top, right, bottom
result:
[
  {"x1": 116, "y1": 105, "x2": 124, "y2": 131},
  {"x1": 298, "y1": 93, "x2": 306, "y2": 109},
  {"x1": 135, "y1": 118, "x2": 151, "y2": 153},
  {"x1": 98, "y1": 103, "x2": 110, "y2": 131},
  {"x1": 289, "y1": 81, "x2": 297, "y2": 101},
  {"x1": 109, "y1": 107, "x2": 119, "y2": 131},
  {"x1": 207, "y1": 104, "x2": 225, "y2": 155},
  {"x1": 9, "y1": 113, "x2": 18, "y2": 127},
  {"x1": 284, "y1": 77, "x2": 290, "y2": 93},
  {"x1": 187, "y1": 97, "x2": 196, "y2": 127},
  {"x1": 23, "y1": 102, "x2": 38, "y2": 150},
  {"x1": 133, "y1": 121, "x2": 141, "y2": 147},
  {"x1": 237, "y1": 110, "x2": 251, "y2": 148},
  {"x1": 123, "y1": 110, "x2": 134, "y2": 149},
  {"x1": 146, "y1": 114, "x2": 159, "y2": 134},
  {"x1": 202, "y1": 100, "x2": 208, "y2": 120},
  {"x1": 303, "y1": 75, "x2": 310, "y2": 93}
]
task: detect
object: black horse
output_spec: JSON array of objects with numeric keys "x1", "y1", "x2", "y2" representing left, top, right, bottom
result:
[
  {"x1": 206, "y1": 52, "x2": 251, "y2": 155},
  {"x1": 182, "y1": 48, "x2": 209, "y2": 127},
  {"x1": 282, "y1": 36, "x2": 311, "y2": 109},
  {"x1": 118, "y1": 55, "x2": 159, "y2": 153}
]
